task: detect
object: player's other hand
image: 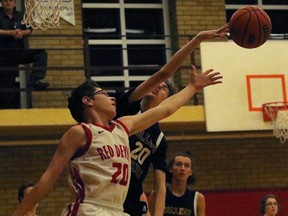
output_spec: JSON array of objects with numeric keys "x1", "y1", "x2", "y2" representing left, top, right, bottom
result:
[{"x1": 189, "y1": 65, "x2": 223, "y2": 91}]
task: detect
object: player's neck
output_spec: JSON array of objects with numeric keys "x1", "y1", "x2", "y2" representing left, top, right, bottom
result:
[
  {"x1": 84, "y1": 109, "x2": 112, "y2": 127},
  {"x1": 140, "y1": 97, "x2": 159, "y2": 112},
  {"x1": 169, "y1": 182, "x2": 187, "y2": 197}
]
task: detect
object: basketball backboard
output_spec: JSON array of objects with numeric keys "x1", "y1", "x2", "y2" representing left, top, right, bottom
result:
[{"x1": 201, "y1": 40, "x2": 288, "y2": 132}]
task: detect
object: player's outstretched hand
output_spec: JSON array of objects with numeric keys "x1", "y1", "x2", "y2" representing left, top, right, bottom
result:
[
  {"x1": 190, "y1": 65, "x2": 223, "y2": 91},
  {"x1": 196, "y1": 23, "x2": 229, "y2": 41}
]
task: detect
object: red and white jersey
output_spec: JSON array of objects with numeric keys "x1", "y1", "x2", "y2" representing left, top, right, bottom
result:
[{"x1": 66, "y1": 120, "x2": 131, "y2": 209}]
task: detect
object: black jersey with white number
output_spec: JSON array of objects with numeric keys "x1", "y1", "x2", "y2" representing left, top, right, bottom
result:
[
  {"x1": 116, "y1": 89, "x2": 168, "y2": 215},
  {"x1": 164, "y1": 187, "x2": 198, "y2": 216}
]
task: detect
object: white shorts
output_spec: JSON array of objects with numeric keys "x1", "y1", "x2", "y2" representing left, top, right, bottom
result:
[{"x1": 61, "y1": 199, "x2": 130, "y2": 216}]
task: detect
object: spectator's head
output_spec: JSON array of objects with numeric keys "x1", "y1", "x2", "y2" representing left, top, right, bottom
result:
[
  {"x1": 68, "y1": 80, "x2": 102, "y2": 123},
  {"x1": 17, "y1": 182, "x2": 35, "y2": 203},
  {"x1": 1, "y1": 0, "x2": 16, "y2": 11},
  {"x1": 166, "y1": 150, "x2": 196, "y2": 185},
  {"x1": 259, "y1": 194, "x2": 280, "y2": 216}
]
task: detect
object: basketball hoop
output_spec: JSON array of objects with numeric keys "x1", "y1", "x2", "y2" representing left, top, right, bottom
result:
[
  {"x1": 262, "y1": 101, "x2": 288, "y2": 144},
  {"x1": 22, "y1": 0, "x2": 62, "y2": 31}
]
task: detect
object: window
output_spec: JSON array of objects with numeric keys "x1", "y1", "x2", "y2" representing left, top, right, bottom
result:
[
  {"x1": 225, "y1": 0, "x2": 288, "y2": 34},
  {"x1": 127, "y1": 45, "x2": 166, "y2": 76},
  {"x1": 125, "y1": 9, "x2": 164, "y2": 40},
  {"x1": 89, "y1": 45, "x2": 123, "y2": 76},
  {"x1": 82, "y1": 1, "x2": 171, "y2": 90},
  {"x1": 83, "y1": 8, "x2": 121, "y2": 39}
]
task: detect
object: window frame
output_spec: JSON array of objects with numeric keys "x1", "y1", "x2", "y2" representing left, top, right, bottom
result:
[{"x1": 82, "y1": 1, "x2": 172, "y2": 89}]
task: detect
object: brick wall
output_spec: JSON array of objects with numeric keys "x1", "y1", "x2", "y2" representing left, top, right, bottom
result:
[
  {"x1": 2, "y1": 135, "x2": 288, "y2": 215},
  {"x1": 0, "y1": 145, "x2": 70, "y2": 215},
  {"x1": 143, "y1": 137, "x2": 288, "y2": 192}
]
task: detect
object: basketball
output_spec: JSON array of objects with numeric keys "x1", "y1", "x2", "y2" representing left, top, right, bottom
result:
[{"x1": 229, "y1": 6, "x2": 272, "y2": 49}]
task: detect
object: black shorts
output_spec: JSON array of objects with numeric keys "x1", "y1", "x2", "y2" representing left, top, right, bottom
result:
[{"x1": 124, "y1": 201, "x2": 148, "y2": 216}]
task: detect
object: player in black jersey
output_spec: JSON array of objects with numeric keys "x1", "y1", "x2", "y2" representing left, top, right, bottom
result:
[
  {"x1": 116, "y1": 24, "x2": 228, "y2": 216},
  {"x1": 150, "y1": 151, "x2": 206, "y2": 216},
  {"x1": 116, "y1": 82, "x2": 172, "y2": 216}
]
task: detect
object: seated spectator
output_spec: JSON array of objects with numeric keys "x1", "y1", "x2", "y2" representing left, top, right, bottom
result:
[
  {"x1": 18, "y1": 182, "x2": 38, "y2": 216},
  {"x1": 259, "y1": 194, "x2": 280, "y2": 216},
  {"x1": 0, "y1": 0, "x2": 49, "y2": 109}
]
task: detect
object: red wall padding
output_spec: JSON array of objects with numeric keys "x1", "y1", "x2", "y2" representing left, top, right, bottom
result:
[{"x1": 204, "y1": 188, "x2": 288, "y2": 216}]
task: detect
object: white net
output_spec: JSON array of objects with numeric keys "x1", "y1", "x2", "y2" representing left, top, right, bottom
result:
[
  {"x1": 273, "y1": 110, "x2": 288, "y2": 144},
  {"x1": 263, "y1": 102, "x2": 288, "y2": 144},
  {"x1": 22, "y1": 0, "x2": 62, "y2": 31}
]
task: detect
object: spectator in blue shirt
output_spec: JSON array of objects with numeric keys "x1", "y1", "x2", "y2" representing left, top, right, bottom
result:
[{"x1": 0, "y1": 0, "x2": 49, "y2": 108}]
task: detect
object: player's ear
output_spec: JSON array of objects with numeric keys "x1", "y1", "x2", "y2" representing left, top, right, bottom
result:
[{"x1": 82, "y1": 96, "x2": 93, "y2": 106}]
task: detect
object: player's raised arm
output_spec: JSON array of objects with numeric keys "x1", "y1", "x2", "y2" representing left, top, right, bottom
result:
[
  {"x1": 128, "y1": 24, "x2": 229, "y2": 102},
  {"x1": 120, "y1": 65, "x2": 223, "y2": 135}
]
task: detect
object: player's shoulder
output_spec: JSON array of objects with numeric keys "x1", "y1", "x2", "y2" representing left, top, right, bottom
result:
[
  {"x1": 117, "y1": 88, "x2": 135, "y2": 103},
  {"x1": 67, "y1": 124, "x2": 86, "y2": 135},
  {"x1": 60, "y1": 124, "x2": 87, "y2": 149},
  {"x1": 196, "y1": 191, "x2": 205, "y2": 201}
]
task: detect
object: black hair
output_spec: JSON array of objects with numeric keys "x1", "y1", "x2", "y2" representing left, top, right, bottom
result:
[
  {"x1": 68, "y1": 79, "x2": 101, "y2": 123},
  {"x1": 166, "y1": 150, "x2": 196, "y2": 185},
  {"x1": 164, "y1": 80, "x2": 178, "y2": 97},
  {"x1": 259, "y1": 194, "x2": 280, "y2": 215},
  {"x1": 18, "y1": 182, "x2": 34, "y2": 203}
]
